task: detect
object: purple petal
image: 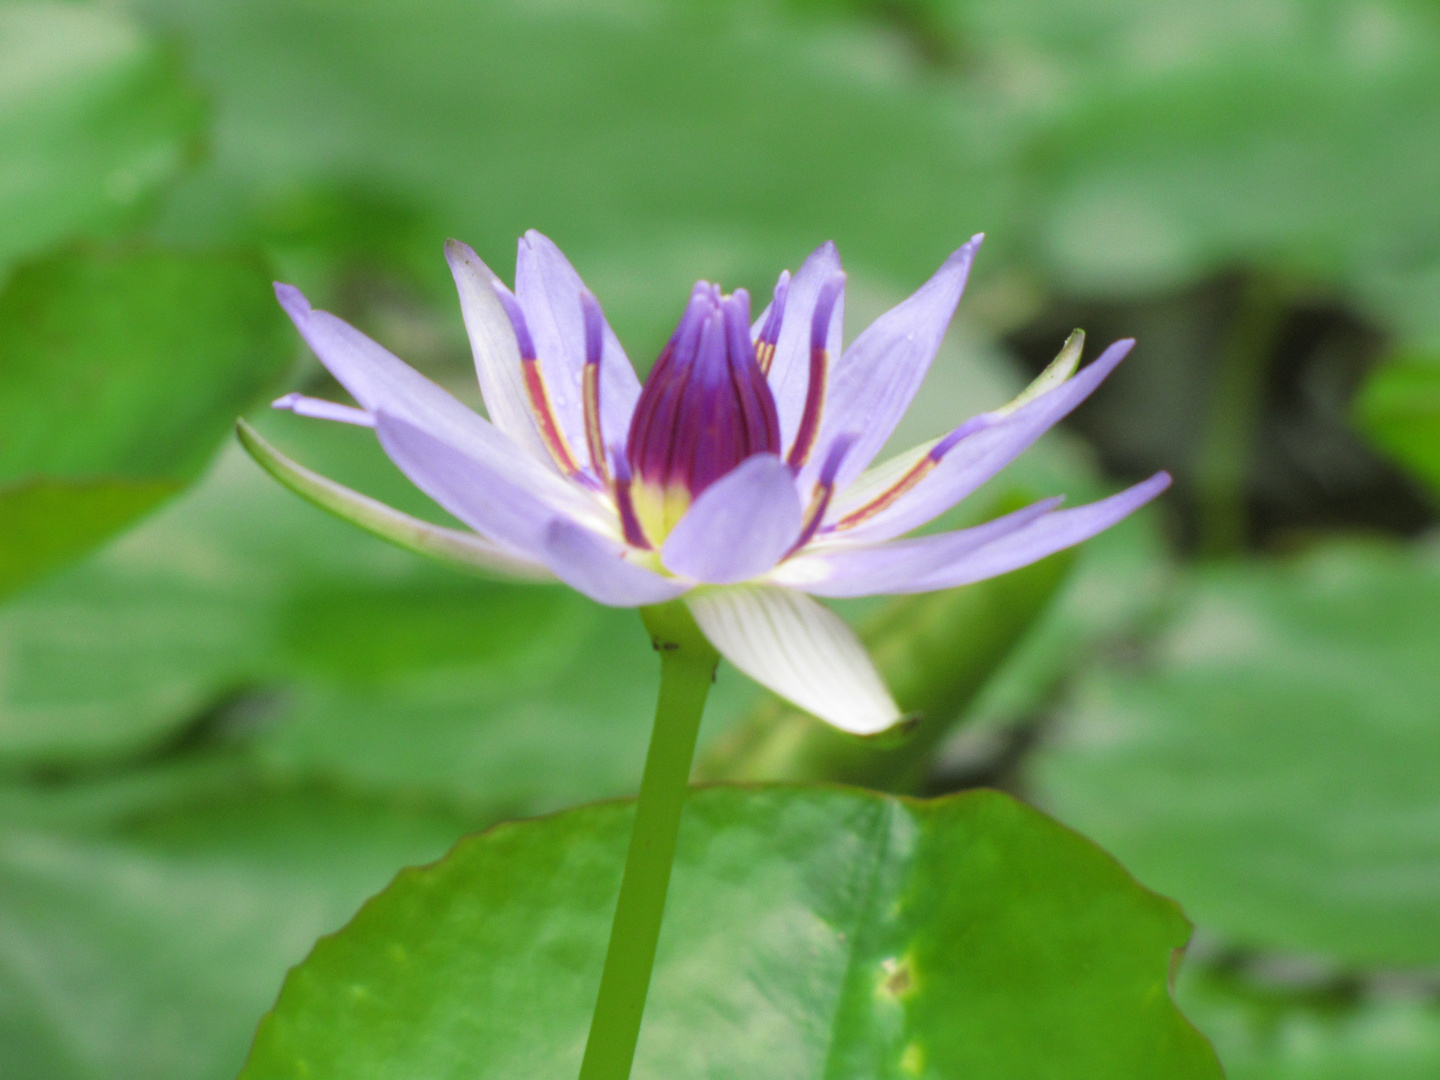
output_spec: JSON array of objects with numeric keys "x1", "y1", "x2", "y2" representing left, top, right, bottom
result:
[
  {"x1": 804, "y1": 235, "x2": 983, "y2": 493},
  {"x1": 272, "y1": 392, "x2": 375, "y2": 427},
  {"x1": 789, "y1": 473, "x2": 1170, "y2": 598},
  {"x1": 543, "y1": 519, "x2": 689, "y2": 606},
  {"x1": 275, "y1": 283, "x2": 587, "y2": 516},
  {"x1": 764, "y1": 241, "x2": 844, "y2": 450},
  {"x1": 684, "y1": 585, "x2": 902, "y2": 735},
  {"x1": 444, "y1": 240, "x2": 552, "y2": 464},
  {"x1": 515, "y1": 230, "x2": 641, "y2": 456},
  {"x1": 660, "y1": 454, "x2": 803, "y2": 584},
  {"x1": 830, "y1": 337, "x2": 1134, "y2": 544},
  {"x1": 373, "y1": 411, "x2": 614, "y2": 558}
]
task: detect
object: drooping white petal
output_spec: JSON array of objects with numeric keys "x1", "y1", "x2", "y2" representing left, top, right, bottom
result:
[
  {"x1": 515, "y1": 230, "x2": 642, "y2": 458},
  {"x1": 685, "y1": 585, "x2": 903, "y2": 735},
  {"x1": 660, "y1": 454, "x2": 803, "y2": 584},
  {"x1": 236, "y1": 420, "x2": 554, "y2": 582},
  {"x1": 804, "y1": 235, "x2": 982, "y2": 493},
  {"x1": 444, "y1": 239, "x2": 552, "y2": 463},
  {"x1": 763, "y1": 241, "x2": 845, "y2": 450},
  {"x1": 374, "y1": 412, "x2": 618, "y2": 559},
  {"x1": 544, "y1": 518, "x2": 689, "y2": 607}
]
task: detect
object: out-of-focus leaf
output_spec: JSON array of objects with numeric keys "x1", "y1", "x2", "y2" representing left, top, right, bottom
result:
[
  {"x1": 1178, "y1": 968, "x2": 1440, "y2": 1080},
  {"x1": 1355, "y1": 354, "x2": 1440, "y2": 499},
  {"x1": 0, "y1": 777, "x2": 474, "y2": 1080},
  {"x1": 1032, "y1": 540, "x2": 1440, "y2": 966},
  {"x1": 0, "y1": 246, "x2": 290, "y2": 599},
  {"x1": 1024, "y1": 2, "x2": 1440, "y2": 335},
  {"x1": 132, "y1": 0, "x2": 1016, "y2": 343},
  {"x1": 0, "y1": 422, "x2": 756, "y2": 806},
  {"x1": 241, "y1": 786, "x2": 1220, "y2": 1079},
  {"x1": 0, "y1": 3, "x2": 203, "y2": 268}
]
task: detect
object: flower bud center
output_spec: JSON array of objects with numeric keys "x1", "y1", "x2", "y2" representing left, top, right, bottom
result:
[{"x1": 622, "y1": 283, "x2": 781, "y2": 545}]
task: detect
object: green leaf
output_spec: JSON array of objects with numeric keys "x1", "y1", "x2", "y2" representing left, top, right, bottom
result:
[
  {"x1": 241, "y1": 786, "x2": 1220, "y2": 1079},
  {"x1": 1354, "y1": 353, "x2": 1440, "y2": 500},
  {"x1": 132, "y1": 0, "x2": 1016, "y2": 335},
  {"x1": 0, "y1": 3, "x2": 203, "y2": 267},
  {"x1": 0, "y1": 245, "x2": 291, "y2": 599},
  {"x1": 1032, "y1": 540, "x2": 1440, "y2": 966},
  {"x1": 1178, "y1": 968, "x2": 1440, "y2": 1080},
  {"x1": 0, "y1": 426, "x2": 758, "y2": 803},
  {"x1": 0, "y1": 775, "x2": 476, "y2": 1080}
]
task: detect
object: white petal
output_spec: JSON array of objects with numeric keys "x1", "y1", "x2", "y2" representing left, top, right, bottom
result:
[
  {"x1": 685, "y1": 585, "x2": 902, "y2": 735},
  {"x1": 444, "y1": 239, "x2": 553, "y2": 464}
]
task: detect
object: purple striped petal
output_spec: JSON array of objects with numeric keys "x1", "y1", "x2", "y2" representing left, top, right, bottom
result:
[
  {"x1": 444, "y1": 239, "x2": 553, "y2": 464},
  {"x1": 791, "y1": 473, "x2": 1170, "y2": 598},
  {"x1": 275, "y1": 283, "x2": 588, "y2": 519},
  {"x1": 764, "y1": 241, "x2": 844, "y2": 450},
  {"x1": 804, "y1": 235, "x2": 983, "y2": 493},
  {"x1": 774, "y1": 495, "x2": 1063, "y2": 594},
  {"x1": 660, "y1": 453, "x2": 803, "y2": 584},
  {"x1": 829, "y1": 338, "x2": 1134, "y2": 544},
  {"x1": 515, "y1": 230, "x2": 642, "y2": 457},
  {"x1": 685, "y1": 585, "x2": 902, "y2": 734},
  {"x1": 373, "y1": 412, "x2": 616, "y2": 559},
  {"x1": 543, "y1": 518, "x2": 689, "y2": 607}
]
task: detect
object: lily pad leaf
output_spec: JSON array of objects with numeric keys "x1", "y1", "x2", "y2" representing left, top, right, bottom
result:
[
  {"x1": 1032, "y1": 540, "x2": 1440, "y2": 966},
  {"x1": 0, "y1": 3, "x2": 203, "y2": 266},
  {"x1": 0, "y1": 245, "x2": 290, "y2": 599},
  {"x1": 242, "y1": 786, "x2": 1221, "y2": 1079},
  {"x1": 0, "y1": 777, "x2": 476, "y2": 1080}
]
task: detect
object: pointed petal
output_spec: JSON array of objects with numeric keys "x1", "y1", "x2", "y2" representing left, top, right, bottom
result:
[
  {"x1": 272, "y1": 392, "x2": 375, "y2": 427},
  {"x1": 274, "y1": 282, "x2": 575, "y2": 499},
  {"x1": 685, "y1": 585, "x2": 903, "y2": 735},
  {"x1": 544, "y1": 518, "x2": 689, "y2": 607},
  {"x1": 807, "y1": 235, "x2": 983, "y2": 493},
  {"x1": 788, "y1": 474, "x2": 1170, "y2": 598},
  {"x1": 373, "y1": 412, "x2": 617, "y2": 559},
  {"x1": 660, "y1": 453, "x2": 803, "y2": 584},
  {"x1": 830, "y1": 338, "x2": 1133, "y2": 544},
  {"x1": 444, "y1": 239, "x2": 552, "y2": 463},
  {"x1": 236, "y1": 420, "x2": 554, "y2": 582},
  {"x1": 772, "y1": 495, "x2": 1063, "y2": 593},
  {"x1": 515, "y1": 230, "x2": 642, "y2": 456},
  {"x1": 765, "y1": 241, "x2": 844, "y2": 449}
]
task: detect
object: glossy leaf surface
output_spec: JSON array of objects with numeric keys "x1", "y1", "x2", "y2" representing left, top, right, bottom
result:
[{"x1": 242, "y1": 786, "x2": 1220, "y2": 1079}]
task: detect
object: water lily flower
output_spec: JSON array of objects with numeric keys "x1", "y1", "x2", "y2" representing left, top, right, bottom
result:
[{"x1": 242, "y1": 231, "x2": 1168, "y2": 737}]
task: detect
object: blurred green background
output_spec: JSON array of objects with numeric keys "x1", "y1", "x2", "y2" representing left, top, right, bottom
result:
[{"x1": 1, "y1": 0, "x2": 1439, "y2": 1076}]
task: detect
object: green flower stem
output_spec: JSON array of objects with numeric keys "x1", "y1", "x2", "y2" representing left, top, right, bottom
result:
[{"x1": 578, "y1": 600, "x2": 719, "y2": 1080}]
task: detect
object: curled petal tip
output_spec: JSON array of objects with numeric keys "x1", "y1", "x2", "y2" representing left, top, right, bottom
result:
[{"x1": 272, "y1": 391, "x2": 301, "y2": 409}]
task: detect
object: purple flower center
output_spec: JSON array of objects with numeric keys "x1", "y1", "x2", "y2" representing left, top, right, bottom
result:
[{"x1": 619, "y1": 283, "x2": 781, "y2": 544}]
